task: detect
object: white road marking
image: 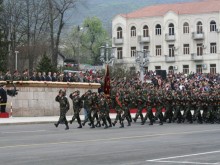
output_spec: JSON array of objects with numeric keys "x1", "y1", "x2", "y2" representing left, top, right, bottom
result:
[
  {"x1": 147, "y1": 150, "x2": 220, "y2": 164},
  {"x1": 0, "y1": 128, "x2": 220, "y2": 149},
  {"x1": 151, "y1": 160, "x2": 219, "y2": 165},
  {"x1": 1, "y1": 130, "x2": 46, "y2": 134}
]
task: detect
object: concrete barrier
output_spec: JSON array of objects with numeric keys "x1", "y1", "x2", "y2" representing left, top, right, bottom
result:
[{"x1": 0, "y1": 81, "x2": 100, "y2": 117}]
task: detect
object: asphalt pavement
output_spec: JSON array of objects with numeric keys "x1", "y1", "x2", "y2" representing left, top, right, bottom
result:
[{"x1": 0, "y1": 120, "x2": 220, "y2": 165}]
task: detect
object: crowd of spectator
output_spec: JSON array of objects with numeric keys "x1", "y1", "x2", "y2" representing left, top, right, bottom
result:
[
  {"x1": 0, "y1": 69, "x2": 104, "y2": 83},
  {"x1": 0, "y1": 69, "x2": 220, "y2": 92}
]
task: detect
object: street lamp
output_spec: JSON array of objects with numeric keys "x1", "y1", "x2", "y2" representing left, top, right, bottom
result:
[
  {"x1": 15, "y1": 51, "x2": 19, "y2": 70},
  {"x1": 135, "y1": 50, "x2": 149, "y2": 82},
  {"x1": 100, "y1": 43, "x2": 115, "y2": 65}
]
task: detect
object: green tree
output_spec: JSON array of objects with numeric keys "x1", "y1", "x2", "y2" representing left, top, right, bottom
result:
[
  {"x1": 36, "y1": 53, "x2": 57, "y2": 73},
  {"x1": 81, "y1": 17, "x2": 109, "y2": 65}
]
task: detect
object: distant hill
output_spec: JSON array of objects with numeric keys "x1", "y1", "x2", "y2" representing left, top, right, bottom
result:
[{"x1": 64, "y1": 0, "x2": 197, "y2": 33}]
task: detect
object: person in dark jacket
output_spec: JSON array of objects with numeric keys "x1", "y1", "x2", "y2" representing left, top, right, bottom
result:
[{"x1": 0, "y1": 84, "x2": 7, "y2": 113}]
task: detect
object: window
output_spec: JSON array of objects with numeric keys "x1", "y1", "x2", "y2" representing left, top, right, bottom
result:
[
  {"x1": 168, "y1": 66, "x2": 174, "y2": 74},
  {"x1": 143, "y1": 45, "x2": 149, "y2": 52},
  {"x1": 197, "y1": 43, "x2": 203, "y2": 56},
  {"x1": 131, "y1": 47, "x2": 136, "y2": 57},
  {"x1": 196, "y1": 65, "x2": 202, "y2": 74},
  {"x1": 131, "y1": 26, "x2": 136, "y2": 37},
  {"x1": 155, "y1": 24, "x2": 161, "y2": 35},
  {"x1": 210, "y1": 64, "x2": 216, "y2": 74},
  {"x1": 210, "y1": 43, "x2": 217, "y2": 54},
  {"x1": 143, "y1": 25, "x2": 149, "y2": 37},
  {"x1": 197, "y1": 21, "x2": 203, "y2": 34},
  {"x1": 156, "y1": 45, "x2": 161, "y2": 56},
  {"x1": 183, "y1": 65, "x2": 189, "y2": 74},
  {"x1": 117, "y1": 47, "x2": 123, "y2": 59},
  {"x1": 169, "y1": 44, "x2": 175, "y2": 57},
  {"x1": 117, "y1": 27, "x2": 122, "y2": 39},
  {"x1": 183, "y1": 22, "x2": 189, "y2": 34},
  {"x1": 155, "y1": 66, "x2": 161, "y2": 70},
  {"x1": 169, "y1": 23, "x2": 174, "y2": 35},
  {"x1": 183, "y1": 44, "x2": 190, "y2": 55},
  {"x1": 210, "y1": 21, "x2": 216, "y2": 32}
]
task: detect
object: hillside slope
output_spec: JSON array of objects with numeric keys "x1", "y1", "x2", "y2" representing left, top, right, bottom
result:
[{"x1": 65, "y1": 0, "x2": 197, "y2": 32}]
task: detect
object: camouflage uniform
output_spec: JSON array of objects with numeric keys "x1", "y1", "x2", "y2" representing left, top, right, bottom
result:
[
  {"x1": 54, "y1": 90, "x2": 70, "y2": 130},
  {"x1": 69, "y1": 90, "x2": 82, "y2": 128}
]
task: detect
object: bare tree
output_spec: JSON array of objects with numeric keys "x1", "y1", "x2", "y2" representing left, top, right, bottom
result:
[{"x1": 47, "y1": 0, "x2": 78, "y2": 67}]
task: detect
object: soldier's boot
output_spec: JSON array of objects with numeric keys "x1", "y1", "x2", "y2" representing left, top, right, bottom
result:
[
  {"x1": 159, "y1": 121, "x2": 163, "y2": 125},
  {"x1": 95, "y1": 121, "x2": 101, "y2": 127},
  {"x1": 127, "y1": 121, "x2": 131, "y2": 126},
  {"x1": 140, "y1": 114, "x2": 144, "y2": 123},
  {"x1": 69, "y1": 117, "x2": 75, "y2": 124},
  {"x1": 103, "y1": 120, "x2": 108, "y2": 129},
  {"x1": 112, "y1": 121, "x2": 117, "y2": 126},
  {"x1": 90, "y1": 122, "x2": 95, "y2": 128},
  {"x1": 82, "y1": 122, "x2": 85, "y2": 126},
  {"x1": 65, "y1": 121, "x2": 69, "y2": 130},
  {"x1": 128, "y1": 113, "x2": 132, "y2": 122},
  {"x1": 77, "y1": 124, "x2": 82, "y2": 128},
  {"x1": 168, "y1": 117, "x2": 172, "y2": 123},
  {"x1": 126, "y1": 117, "x2": 131, "y2": 126},
  {"x1": 108, "y1": 123, "x2": 112, "y2": 127},
  {"x1": 119, "y1": 122, "x2": 124, "y2": 128},
  {"x1": 149, "y1": 119, "x2": 153, "y2": 125},
  {"x1": 141, "y1": 119, "x2": 146, "y2": 125},
  {"x1": 54, "y1": 121, "x2": 60, "y2": 128},
  {"x1": 133, "y1": 117, "x2": 137, "y2": 123}
]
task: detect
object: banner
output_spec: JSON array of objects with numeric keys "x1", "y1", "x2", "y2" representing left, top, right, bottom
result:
[{"x1": 104, "y1": 64, "x2": 110, "y2": 96}]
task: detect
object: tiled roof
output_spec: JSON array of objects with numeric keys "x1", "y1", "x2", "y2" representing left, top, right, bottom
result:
[{"x1": 121, "y1": 0, "x2": 220, "y2": 18}]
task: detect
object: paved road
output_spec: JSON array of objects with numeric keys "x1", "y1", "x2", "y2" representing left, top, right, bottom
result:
[{"x1": 0, "y1": 122, "x2": 220, "y2": 165}]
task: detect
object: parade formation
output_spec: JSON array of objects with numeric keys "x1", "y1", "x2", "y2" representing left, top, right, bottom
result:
[{"x1": 54, "y1": 72, "x2": 220, "y2": 130}]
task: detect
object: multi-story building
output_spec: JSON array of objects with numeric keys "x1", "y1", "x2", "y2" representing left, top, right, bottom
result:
[{"x1": 112, "y1": 0, "x2": 220, "y2": 74}]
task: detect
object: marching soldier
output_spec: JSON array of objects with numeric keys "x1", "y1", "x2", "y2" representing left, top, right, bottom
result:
[
  {"x1": 54, "y1": 89, "x2": 70, "y2": 130},
  {"x1": 81, "y1": 90, "x2": 95, "y2": 128},
  {"x1": 69, "y1": 90, "x2": 83, "y2": 128}
]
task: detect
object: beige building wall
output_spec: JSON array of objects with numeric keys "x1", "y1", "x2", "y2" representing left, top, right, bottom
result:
[{"x1": 112, "y1": 8, "x2": 220, "y2": 74}]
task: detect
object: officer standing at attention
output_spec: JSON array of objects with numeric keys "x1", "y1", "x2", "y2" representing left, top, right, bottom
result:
[
  {"x1": 54, "y1": 89, "x2": 70, "y2": 130},
  {"x1": 0, "y1": 84, "x2": 7, "y2": 113}
]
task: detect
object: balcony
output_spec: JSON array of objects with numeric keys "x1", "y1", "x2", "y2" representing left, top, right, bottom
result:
[
  {"x1": 191, "y1": 53, "x2": 203, "y2": 61},
  {"x1": 165, "y1": 55, "x2": 175, "y2": 62},
  {"x1": 138, "y1": 35, "x2": 150, "y2": 43},
  {"x1": 165, "y1": 33, "x2": 176, "y2": 41},
  {"x1": 113, "y1": 37, "x2": 123, "y2": 45},
  {"x1": 192, "y1": 32, "x2": 204, "y2": 40}
]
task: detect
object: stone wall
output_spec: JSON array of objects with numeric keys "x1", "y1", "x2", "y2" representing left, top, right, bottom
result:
[{"x1": 0, "y1": 81, "x2": 100, "y2": 117}]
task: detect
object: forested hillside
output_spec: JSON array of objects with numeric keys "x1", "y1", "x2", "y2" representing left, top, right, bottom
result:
[{"x1": 66, "y1": 0, "x2": 196, "y2": 32}]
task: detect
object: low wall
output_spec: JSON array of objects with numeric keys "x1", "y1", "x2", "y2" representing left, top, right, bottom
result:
[{"x1": 0, "y1": 81, "x2": 100, "y2": 117}]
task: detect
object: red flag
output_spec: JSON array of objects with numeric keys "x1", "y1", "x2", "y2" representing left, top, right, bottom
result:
[{"x1": 104, "y1": 64, "x2": 110, "y2": 96}]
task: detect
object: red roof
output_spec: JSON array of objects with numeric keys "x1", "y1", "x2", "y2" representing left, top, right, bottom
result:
[{"x1": 121, "y1": 0, "x2": 220, "y2": 18}]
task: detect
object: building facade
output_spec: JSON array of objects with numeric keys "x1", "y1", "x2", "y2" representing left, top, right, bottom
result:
[{"x1": 112, "y1": 0, "x2": 220, "y2": 74}]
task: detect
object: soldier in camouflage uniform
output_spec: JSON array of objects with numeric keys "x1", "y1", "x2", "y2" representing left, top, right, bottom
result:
[
  {"x1": 183, "y1": 91, "x2": 193, "y2": 123},
  {"x1": 133, "y1": 90, "x2": 146, "y2": 123},
  {"x1": 142, "y1": 91, "x2": 154, "y2": 125},
  {"x1": 54, "y1": 89, "x2": 70, "y2": 130},
  {"x1": 120, "y1": 91, "x2": 131, "y2": 128},
  {"x1": 154, "y1": 91, "x2": 164, "y2": 125},
  {"x1": 163, "y1": 91, "x2": 173, "y2": 123},
  {"x1": 97, "y1": 92, "x2": 109, "y2": 129},
  {"x1": 81, "y1": 90, "x2": 95, "y2": 128},
  {"x1": 69, "y1": 90, "x2": 82, "y2": 128},
  {"x1": 112, "y1": 91, "x2": 123, "y2": 126},
  {"x1": 173, "y1": 91, "x2": 183, "y2": 123},
  {"x1": 194, "y1": 91, "x2": 203, "y2": 124}
]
